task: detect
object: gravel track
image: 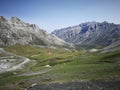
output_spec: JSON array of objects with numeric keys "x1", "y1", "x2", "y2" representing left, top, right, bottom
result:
[{"x1": 28, "y1": 80, "x2": 120, "y2": 90}]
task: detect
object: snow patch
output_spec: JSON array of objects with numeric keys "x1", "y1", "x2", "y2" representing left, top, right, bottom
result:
[{"x1": 89, "y1": 49, "x2": 98, "y2": 52}]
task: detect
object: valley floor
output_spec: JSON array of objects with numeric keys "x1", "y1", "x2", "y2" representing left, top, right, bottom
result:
[{"x1": 0, "y1": 45, "x2": 120, "y2": 90}]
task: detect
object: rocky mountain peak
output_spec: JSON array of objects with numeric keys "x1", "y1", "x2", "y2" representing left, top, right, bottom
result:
[
  {"x1": 11, "y1": 16, "x2": 21, "y2": 22},
  {"x1": 52, "y1": 21, "x2": 120, "y2": 46},
  {"x1": 0, "y1": 16, "x2": 6, "y2": 21},
  {"x1": 30, "y1": 24, "x2": 40, "y2": 30},
  {"x1": 0, "y1": 16, "x2": 70, "y2": 47}
]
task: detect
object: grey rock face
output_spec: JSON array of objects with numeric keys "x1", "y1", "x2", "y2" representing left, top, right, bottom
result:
[
  {"x1": 52, "y1": 21, "x2": 120, "y2": 46},
  {"x1": 0, "y1": 16, "x2": 67, "y2": 46}
]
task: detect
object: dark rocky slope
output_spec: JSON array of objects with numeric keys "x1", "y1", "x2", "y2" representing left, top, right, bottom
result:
[{"x1": 28, "y1": 81, "x2": 120, "y2": 90}]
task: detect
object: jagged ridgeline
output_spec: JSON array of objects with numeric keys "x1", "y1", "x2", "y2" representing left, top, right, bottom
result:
[
  {"x1": 52, "y1": 21, "x2": 120, "y2": 46},
  {"x1": 0, "y1": 16, "x2": 70, "y2": 47}
]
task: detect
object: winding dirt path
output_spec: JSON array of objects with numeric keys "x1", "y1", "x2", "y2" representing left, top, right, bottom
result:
[
  {"x1": 7, "y1": 58, "x2": 30, "y2": 72},
  {"x1": 0, "y1": 48, "x2": 30, "y2": 73},
  {"x1": 20, "y1": 68, "x2": 52, "y2": 76}
]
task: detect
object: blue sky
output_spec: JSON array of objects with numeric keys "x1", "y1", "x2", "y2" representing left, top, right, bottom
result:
[{"x1": 0, "y1": 0, "x2": 120, "y2": 33}]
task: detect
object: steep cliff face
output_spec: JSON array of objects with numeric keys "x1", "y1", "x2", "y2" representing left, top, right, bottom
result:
[
  {"x1": 0, "y1": 16, "x2": 67, "y2": 46},
  {"x1": 52, "y1": 21, "x2": 120, "y2": 46}
]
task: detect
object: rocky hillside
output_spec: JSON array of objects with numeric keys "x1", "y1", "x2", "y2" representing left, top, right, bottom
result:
[
  {"x1": 52, "y1": 21, "x2": 120, "y2": 46},
  {"x1": 0, "y1": 16, "x2": 68, "y2": 46},
  {"x1": 101, "y1": 40, "x2": 120, "y2": 53}
]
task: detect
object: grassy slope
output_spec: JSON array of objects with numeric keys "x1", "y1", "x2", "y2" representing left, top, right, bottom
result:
[{"x1": 0, "y1": 44, "x2": 120, "y2": 89}]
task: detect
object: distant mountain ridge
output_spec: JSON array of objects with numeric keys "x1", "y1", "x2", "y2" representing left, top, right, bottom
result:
[
  {"x1": 0, "y1": 16, "x2": 68, "y2": 47},
  {"x1": 52, "y1": 21, "x2": 120, "y2": 46}
]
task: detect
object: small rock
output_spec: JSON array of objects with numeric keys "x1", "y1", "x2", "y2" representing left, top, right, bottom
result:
[
  {"x1": 45, "y1": 65, "x2": 51, "y2": 68},
  {"x1": 13, "y1": 72, "x2": 17, "y2": 75},
  {"x1": 30, "y1": 83, "x2": 37, "y2": 88}
]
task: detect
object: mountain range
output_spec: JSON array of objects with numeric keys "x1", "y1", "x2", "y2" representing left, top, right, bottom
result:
[
  {"x1": 0, "y1": 16, "x2": 68, "y2": 47},
  {"x1": 1, "y1": 16, "x2": 120, "y2": 50},
  {"x1": 52, "y1": 21, "x2": 120, "y2": 46}
]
